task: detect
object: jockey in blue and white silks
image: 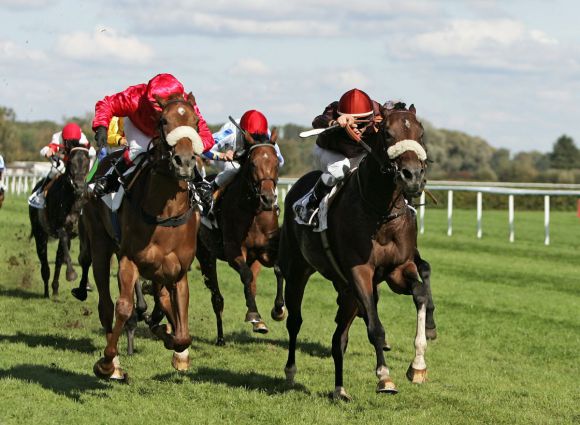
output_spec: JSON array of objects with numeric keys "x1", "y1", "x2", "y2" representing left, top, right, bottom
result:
[
  {"x1": 204, "y1": 111, "x2": 284, "y2": 191},
  {"x1": 0, "y1": 153, "x2": 5, "y2": 192}
]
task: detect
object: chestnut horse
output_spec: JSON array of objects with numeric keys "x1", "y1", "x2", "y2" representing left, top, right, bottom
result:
[
  {"x1": 82, "y1": 93, "x2": 203, "y2": 380},
  {"x1": 279, "y1": 104, "x2": 436, "y2": 400},
  {"x1": 196, "y1": 131, "x2": 285, "y2": 344},
  {"x1": 29, "y1": 146, "x2": 90, "y2": 297}
]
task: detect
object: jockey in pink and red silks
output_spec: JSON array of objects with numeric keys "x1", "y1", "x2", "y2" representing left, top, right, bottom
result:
[{"x1": 91, "y1": 73, "x2": 215, "y2": 196}]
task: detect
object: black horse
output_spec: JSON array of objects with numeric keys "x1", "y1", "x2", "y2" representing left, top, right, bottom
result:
[
  {"x1": 279, "y1": 104, "x2": 437, "y2": 400},
  {"x1": 29, "y1": 145, "x2": 90, "y2": 297}
]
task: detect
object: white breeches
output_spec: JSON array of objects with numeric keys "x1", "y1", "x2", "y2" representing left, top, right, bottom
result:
[
  {"x1": 313, "y1": 145, "x2": 364, "y2": 186},
  {"x1": 214, "y1": 161, "x2": 241, "y2": 187},
  {"x1": 124, "y1": 118, "x2": 152, "y2": 162}
]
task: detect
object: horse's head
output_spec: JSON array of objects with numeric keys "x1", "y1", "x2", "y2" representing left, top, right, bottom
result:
[
  {"x1": 64, "y1": 141, "x2": 91, "y2": 196},
  {"x1": 378, "y1": 103, "x2": 427, "y2": 197},
  {"x1": 242, "y1": 129, "x2": 280, "y2": 211},
  {"x1": 154, "y1": 92, "x2": 204, "y2": 180}
]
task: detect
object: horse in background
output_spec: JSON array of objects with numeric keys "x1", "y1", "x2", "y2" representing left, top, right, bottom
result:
[
  {"x1": 29, "y1": 145, "x2": 91, "y2": 298},
  {"x1": 81, "y1": 93, "x2": 202, "y2": 381},
  {"x1": 196, "y1": 130, "x2": 285, "y2": 344},
  {"x1": 279, "y1": 104, "x2": 436, "y2": 400}
]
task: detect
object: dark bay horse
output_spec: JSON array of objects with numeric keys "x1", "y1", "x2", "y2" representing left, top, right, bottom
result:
[
  {"x1": 81, "y1": 93, "x2": 203, "y2": 380},
  {"x1": 29, "y1": 146, "x2": 90, "y2": 297},
  {"x1": 196, "y1": 131, "x2": 285, "y2": 344},
  {"x1": 279, "y1": 104, "x2": 436, "y2": 400}
]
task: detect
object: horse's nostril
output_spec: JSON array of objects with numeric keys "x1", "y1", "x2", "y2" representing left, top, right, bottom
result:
[
  {"x1": 174, "y1": 156, "x2": 183, "y2": 167},
  {"x1": 402, "y1": 169, "x2": 413, "y2": 180}
]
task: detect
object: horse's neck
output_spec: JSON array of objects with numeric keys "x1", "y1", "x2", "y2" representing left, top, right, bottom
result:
[
  {"x1": 142, "y1": 170, "x2": 189, "y2": 216},
  {"x1": 356, "y1": 155, "x2": 402, "y2": 215}
]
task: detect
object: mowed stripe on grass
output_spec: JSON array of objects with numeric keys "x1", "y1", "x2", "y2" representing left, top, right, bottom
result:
[{"x1": 0, "y1": 195, "x2": 578, "y2": 424}]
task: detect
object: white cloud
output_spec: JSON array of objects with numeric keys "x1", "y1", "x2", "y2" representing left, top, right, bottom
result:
[
  {"x1": 0, "y1": 40, "x2": 47, "y2": 61},
  {"x1": 390, "y1": 19, "x2": 567, "y2": 72},
  {"x1": 230, "y1": 59, "x2": 270, "y2": 76},
  {"x1": 0, "y1": 0, "x2": 50, "y2": 8},
  {"x1": 57, "y1": 27, "x2": 153, "y2": 64},
  {"x1": 327, "y1": 70, "x2": 370, "y2": 91}
]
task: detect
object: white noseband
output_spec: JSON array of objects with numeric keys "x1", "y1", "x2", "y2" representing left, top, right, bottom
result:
[
  {"x1": 387, "y1": 139, "x2": 427, "y2": 161},
  {"x1": 165, "y1": 126, "x2": 204, "y2": 155}
]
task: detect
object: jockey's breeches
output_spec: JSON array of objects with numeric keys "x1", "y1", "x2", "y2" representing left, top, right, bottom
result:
[
  {"x1": 313, "y1": 145, "x2": 364, "y2": 186},
  {"x1": 214, "y1": 161, "x2": 241, "y2": 187}
]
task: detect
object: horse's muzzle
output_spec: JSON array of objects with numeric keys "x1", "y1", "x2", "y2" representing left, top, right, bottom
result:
[
  {"x1": 171, "y1": 153, "x2": 196, "y2": 180},
  {"x1": 398, "y1": 165, "x2": 425, "y2": 198}
]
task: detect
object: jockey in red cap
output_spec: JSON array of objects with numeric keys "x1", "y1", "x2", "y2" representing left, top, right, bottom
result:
[
  {"x1": 295, "y1": 88, "x2": 382, "y2": 225},
  {"x1": 196, "y1": 110, "x2": 284, "y2": 212},
  {"x1": 28, "y1": 122, "x2": 94, "y2": 209},
  {"x1": 91, "y1": 73, "x2": 215, "y2": 196}
]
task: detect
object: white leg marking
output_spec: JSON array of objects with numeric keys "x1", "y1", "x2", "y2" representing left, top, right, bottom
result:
[
  {"x1": 412, "y1": 303, "x2": 427, "y2": 370},
  {"x1": 376, "y1": 365, "x2": 391, "y2": 380},
  {"x1": 174, "y1": 348, "x2": 189, "y2": 360}
]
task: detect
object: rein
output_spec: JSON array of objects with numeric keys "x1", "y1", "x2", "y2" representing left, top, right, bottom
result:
[{"x1": 241, "y1": 143, "x2": 279, "y2": 212}]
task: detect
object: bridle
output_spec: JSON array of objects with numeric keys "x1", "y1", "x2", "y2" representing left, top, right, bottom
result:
[{"x1": 241, "y1": 142, "x2": 279, "y2": 212}]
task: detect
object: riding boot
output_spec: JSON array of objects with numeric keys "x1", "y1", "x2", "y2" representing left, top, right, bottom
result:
[
  {"x1": 92, "y1": 158, "x2": 130, "y2": 197},
  {"x1": 28, "y1": 176, "x2": 50, "y2": 209},
  {"x1": 295, "y1": 177, "x2": 332, "y2": 226},
  {"x1": 196, "y1": 179, "x2": 215, "y2": 215}
]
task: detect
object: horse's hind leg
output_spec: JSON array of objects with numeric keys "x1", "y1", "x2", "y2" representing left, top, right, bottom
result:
[
  {"x1": 196, "y1": 242, "x2": 225, "y2": 345},
  {"x1": 416, "y1": 254, "x2": 436, "y2": 340},
  {"x1": 284, "y1": 262, "x2": 312, "y2": 385},
  {"x1": 271, "y1": 264, "x2": 287, "y2": 321},
  {"x1": 331, "y1": 292, "x2": 358, "y2": 401}
]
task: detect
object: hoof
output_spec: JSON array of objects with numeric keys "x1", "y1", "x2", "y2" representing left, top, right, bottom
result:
[
  {"x1": 66, "y1": 270, "x2": 78, "y2": 282},
  {"x1": 93, "y1": 358, "x2": 114, "y2": 379},
  {"x1": 376, "y1": 379, "x2": 398, "y2": 394},
  {"x1": 71, "y1": 288, "x2": 87, "y2": 301},
  {"x1": 216, "y1": 337, "x2": 225, "y2": 346},
  {"x1": 383, "y1": 342, "x2": 392, "y2": 351},
  {"x1": 406, "y1": 364, "x2": 427, "y2": 384},
  {"x1": 284, "y1": 364, "x2": 297, "y2": 384},
  {"x1": 332, "y1": 386, "x2": 352, "y2": 402},
  {"x1": 252, "y1": 320, "x2": 269, "y2": 334},
  {"x1": 426, "y1": 327, "x2": 437, "y2": 340},
  {"x1": 271, "y1": 306, "x2": 287, "y2": 321},
  {"x1": 172, "y1": 349, "x2": 190, "y2": 372}
]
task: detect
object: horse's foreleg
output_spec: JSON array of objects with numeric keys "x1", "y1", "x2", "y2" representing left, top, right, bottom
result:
[
  {"x1": 72, "y1": 227, "x2": 92, "y2": 301},
  {"x1": 95, "y1": 256, "x2": 137, "y2": 381},
  {"x1": 135, "y1": 279, "x2": 148, "y2": 321},
  {"x1": 351, "y1": 265, "x2": 397, "y2": 394},
  {"x1": 168, "y1": 275, "x2": 192, "y2": 371},
  {"x1": 197, "y1": 242, "x2": 225, "y2": 345},
  {"x1": 416, "y1": 255, "x2": 436, "y2": 340},
  {"x1": 32, "y1": 228, "x2": 50, "y2": 298},
  {"x1": 271, "y1": 264, "x2": 287, "y2": 321},
  {"x1": 51, "y1": 238, "x2": 65, "y2": 296},
  {"x1": 247, "y1": 261, "x2": 268, "y2": 333},
  {"x1": 331, "y1": 293, "x2": 358, "y2": 401},
  {"x1": 407, "y1": 270, "x2": 429, "y2": 384},
  {"x1": 230, "y1": 254, "x2": 263, "y2": 331},
  {"x1": 56, "y1": 228, "x2": 77, "y2": 283}
]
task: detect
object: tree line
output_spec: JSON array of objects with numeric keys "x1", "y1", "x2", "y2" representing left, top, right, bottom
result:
[{"x1": 1, "y1": 106, "x2": 579, "y2": 183}]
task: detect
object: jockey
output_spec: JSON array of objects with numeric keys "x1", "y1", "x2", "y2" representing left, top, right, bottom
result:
[
  {"x1": 28, "y1": 123, "x2": 93, "y2": 209},
  {"x1": 202, "y1": 109, "x2": 284, "y2": 199},
  {"x1": 91, "y1": 73, "x2": 214, "y2": 196},
  {"x1": 295, "y1": 88, "x2": 382, "y2": 224}
]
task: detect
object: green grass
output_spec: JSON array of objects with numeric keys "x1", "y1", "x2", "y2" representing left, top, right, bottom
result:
[{"x1": 0, "y1": 195, "x2": 579, "y2": 424}]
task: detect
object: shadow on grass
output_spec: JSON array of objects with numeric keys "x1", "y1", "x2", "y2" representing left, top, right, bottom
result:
[
  {"x1": 193, "y1": 330, "x2": 330, "y2": 359},
  {"x1": 0, "y1": 332, "x2": 98, "y2": 353},
  {"x1": 0, "y1": 287, "x2": 45, "y2": 299},
  {"x1": 0, "y1": 364, "x2": 109, "y2": 402},
  {"x1": 153, "y1": 366, "x2": 310, "y2": 396}
]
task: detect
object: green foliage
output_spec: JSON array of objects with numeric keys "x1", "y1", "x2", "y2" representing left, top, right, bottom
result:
[
  {"x1": 0, "y1": 197, "x2": 578, "y2": 424},
  {"x1": 550, "y1": 134, "x2": 579, "y2": 169}
]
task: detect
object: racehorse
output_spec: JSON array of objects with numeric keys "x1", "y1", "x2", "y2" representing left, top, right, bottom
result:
[
  {"x1": 196, "y1": 130, "x2": 285, "y2": 344},
  {"x1": 0, "y1": 187, "x2": 4, "y2": 209},
  {"x1": 29, "y1": 145, "x2": 90, "y2": 298},
  {"x1": 81, "y1": 93, "x2": 203, "y2": 380},
  {"x1": 279, "y1": 104, "x2": 436, "y2": 400}
]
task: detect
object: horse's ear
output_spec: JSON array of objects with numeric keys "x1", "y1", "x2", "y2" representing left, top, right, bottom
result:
[
  {"x1": 186, "y1": 92, "x2": 197, "y2": 107},
  {"x1": 270, "y1": 128, "x2": 278, "y2": 143},
  {"x1": 409, "y1": 104, "x2": 416, "y2": 114},
  {"x1": 244, "y1": 131, "x2": 255, "y2": 145},
  {"x1": 154, "y1": 95, "x2": 166, "y2": 109}
]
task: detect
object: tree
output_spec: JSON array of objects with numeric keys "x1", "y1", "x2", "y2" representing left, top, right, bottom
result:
[
  {"x1": 550, "y1": 134, "x2": 579, "y2": 169},
  {"x1": 0, "y1": 107, "x2": 19, "y2": 162}
]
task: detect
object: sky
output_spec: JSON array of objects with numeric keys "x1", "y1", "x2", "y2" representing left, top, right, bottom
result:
[{"x1": 1, "y1": 0, "x2": 579, "y2": 153}]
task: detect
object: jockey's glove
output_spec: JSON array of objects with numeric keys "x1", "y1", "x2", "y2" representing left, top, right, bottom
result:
[{"x1": 94, "y1": 126, "x2": 108, "y2": 149}]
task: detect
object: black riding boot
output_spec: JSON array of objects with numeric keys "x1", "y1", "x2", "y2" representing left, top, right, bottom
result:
[
  {"x1": 196, "y1": 179, "x2": 217, "y2": 215},
  {"x1": 295, "y1": 177, "x2": 332, "y2": 226},
  {"x1": 93, "y1": 158, "x2": 130, "y2": 197}
]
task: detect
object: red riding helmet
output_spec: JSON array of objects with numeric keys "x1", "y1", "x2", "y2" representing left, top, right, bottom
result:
[
  {"x1": 338, "y1": 88, "x2": 373, "y2": 117},
  {"x1": 61, "y1": 123, "x2": 82, "y2": 141},
  {"x1": 145, "y1": 73, "x2": 185, "y2": 110},
  {"x1": 240, "y1": 110, "x2": 268, "y2": 136}
]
